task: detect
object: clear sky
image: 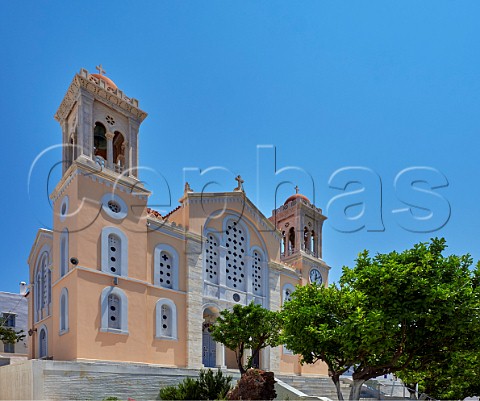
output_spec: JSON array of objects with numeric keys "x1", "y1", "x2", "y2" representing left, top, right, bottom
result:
[{"x1": 1, "y1": 1, "x2": 480, "y2": 294}]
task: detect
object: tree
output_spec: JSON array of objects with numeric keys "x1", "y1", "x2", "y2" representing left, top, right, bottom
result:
[
  {"x1": 396, "y1": 262, "x2": 480, "y2": 400},
  {"x1": 397, "y1": 349, "x2": 480, "y2": 400},
  {"x1": 210, "y1": 302, "x2": 282, "y2": 375},
  {"x1": 0, "y1": 314, "x2": 25, "y2": 346},
  {"x1": 281, "y1": 283, "x2": 365, "y2": 400},
  {"x1": 283, "y1": 238, "x2": 479, "y2": 400}
]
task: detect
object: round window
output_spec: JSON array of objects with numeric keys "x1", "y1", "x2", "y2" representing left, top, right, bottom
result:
[
  {"x1": 59, "y1": 196, "x2": 69, "y2": 222},
  {"x1": 101, "y1": 193, "x2": 127, "y2": 220},
  {"x1": 233, "y1": 293, "x2": 241, "y2": 302},
  {"x1": 107, "y1": 200, "x2": 121, "y2": 214}
]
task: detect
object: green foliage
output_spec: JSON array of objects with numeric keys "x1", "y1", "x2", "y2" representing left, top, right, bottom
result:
[
  {"x1": 0, "y1": 326, "x2": 25, "y2": 345},
  {"x1": 102, "y1": 397, "x2": 120, "y2": 401},
  {"x1": 197, "y1": 368, "x2": 232, "y2": 400},
  {"x1": 282, "y1": 238, "x2": 480, "y2": 400},
  {"x1": 211, "y1": 302, "x2": 282, "y2": 374},
  {"x1": 398, "y1": 350, "x2": 480, "y2": 400},
  {"x1": 159, "y1": 377, "x2": 201, "y2": 400},
  {"x1": 157, "y1": 369, "x2": 232, "y2": 400}
]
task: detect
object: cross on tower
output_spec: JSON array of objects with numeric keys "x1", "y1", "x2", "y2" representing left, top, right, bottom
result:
[
  {"x1": 96, "y1": 64, "x2": 106, "y2": 75},
  {"x1": 234, "y1": 175, "x2": 244, "y2": 191},
  {"x1": 295, "y1": 185, "x2": 299, "y2": 194}
]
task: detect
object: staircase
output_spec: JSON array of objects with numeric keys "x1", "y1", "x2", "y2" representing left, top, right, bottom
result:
[{"x1": 276, "y1": 374, "x2": 351, "y2": 400}]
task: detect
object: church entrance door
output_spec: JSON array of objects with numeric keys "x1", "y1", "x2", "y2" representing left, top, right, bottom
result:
[{"x1": 202, "y1": 324, "x2": 216, "y2": 367}]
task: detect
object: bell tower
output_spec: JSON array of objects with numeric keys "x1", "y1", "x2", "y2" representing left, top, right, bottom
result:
[
  {"x1": 54, "y1": 66, "x2": 147, "y2": 178},
  {"x1": 269, "y1": 187, "x2": 330, "y2": 285}
]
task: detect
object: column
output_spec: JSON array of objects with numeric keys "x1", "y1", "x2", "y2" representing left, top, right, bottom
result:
[
  {"x1": 216, "y1": 342, "x2": 226, "y2": 369},
  {"x1": 77, "y1": 90, "x2": 94, "y2": 158},
  {"x1": 128, "y1": 117, "x2": 140, "y2": 177},
  {"x1": 61, "y1": 121, "x2": 68, "y2": 174},
  {"x1": 121, "y1": 141, "x2": 128, "y2": 173},
  {"x1": 106, "y1": 131, "x2": 114, "y2": 169}
]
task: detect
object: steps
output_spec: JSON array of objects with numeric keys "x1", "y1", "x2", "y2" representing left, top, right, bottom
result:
[{"x1": 276, "y1": 374, "x2": 351, "y2": 400}]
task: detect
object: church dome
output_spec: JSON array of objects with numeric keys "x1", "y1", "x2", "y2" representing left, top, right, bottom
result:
[
  {"x1": 284, "y1": 193, "x2": 311, "y2": 205},
  {"x1": 91, "y1": 73, "x2": 118, "y2": 90}
]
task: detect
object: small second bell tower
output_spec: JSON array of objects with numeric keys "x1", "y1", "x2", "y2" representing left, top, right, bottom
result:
[
  {"x1": 269, "y1": 187, "x2": 330, "y2": 285},
  {"x1": 54, "y1": 65, "x2": 147, "y2": 179}
]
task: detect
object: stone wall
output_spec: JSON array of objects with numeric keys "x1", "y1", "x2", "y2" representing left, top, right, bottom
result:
[{"x1": 0, "y1": 360, "x2": 230, "y2": 400}]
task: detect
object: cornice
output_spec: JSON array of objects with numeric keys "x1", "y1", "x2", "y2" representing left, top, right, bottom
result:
[
  {"x1": 50, "y1": 158, "x2": 151, "y2": 203},
  {"x1": 54, "y1": 68, "x2": 147, "y2": 123},
  {"x1": 183, "y1": 192, "x2": 282, "y2": 241},
  {"x1": 28, "y1": 229, "x2": 53, "y2": 265}
]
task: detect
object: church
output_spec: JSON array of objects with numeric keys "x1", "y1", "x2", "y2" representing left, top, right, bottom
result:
[{"x1": 26, "y1": 67, "x2": 330, "y2": 376}]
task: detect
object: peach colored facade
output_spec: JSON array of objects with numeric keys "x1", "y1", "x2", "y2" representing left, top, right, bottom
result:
[{"x1": 27, "y1": 68, "x2": 330, "y2": 376}]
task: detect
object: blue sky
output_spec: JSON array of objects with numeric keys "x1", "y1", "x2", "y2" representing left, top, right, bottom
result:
[{"x1": 1, "y1": 1, "x2": 480, "y2": 293}]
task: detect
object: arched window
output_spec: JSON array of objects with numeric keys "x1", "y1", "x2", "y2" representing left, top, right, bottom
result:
[
  {"x1": 39, "y1": 326, "x2": 48, "y2": 358},
  {"x1": 60, "y1": 229, "x2": 69, "y2": 277},
  {"x1": 154, "y1": 244, "x2": 179, "y2": 290},
  {"x1": 288, "y1": 227, "x2": 295, "y2": 254},
  {"x1": 156, "y1": 298, "x2": 177, "y2": 339},
  {"x1": 225, "y1": 220, "x2": 247, "y2": 291},
  {"x1": 205, "y1": 233, "x2": 219, "y2": 284},
  {"x1": 113, "y1": 131, "x2": 125, "y2": 169},
  {"x1": 93, "y1": 122, "x2": 107, "y2": 161},
  {"x1": 311, "y1": 230, "x2": 316, "y2": 255},
  {"x1": 281, "y1": 231, "x2": 286, "y2": 256},
  {"x1": 35, "y1": 249, "x2": 51, "y2": 321},
  {"x1": 108, "y1": 294, "x2": 121, "y2": 329},
  {"x1": 100, "y1": 287, "x2": 128, "y2": 334},
  {"x1": 108, "y1": 234, "x2": 121, "y2": 275},
  {"x1": 59, "y1": 288, "x2": 69, "y2": 334},
  {"x1": 282, "y1": 284, "x2": 295, "y2": 306},
  {"x1": 101, "y1": 227, "x2": 128, "y2": 277},
  {"x1": 251, "y1": 249, "x2": 264, "y2": 296},
  {"x1": 303, "y1": 227, "x2": 309, "y2": 251}
]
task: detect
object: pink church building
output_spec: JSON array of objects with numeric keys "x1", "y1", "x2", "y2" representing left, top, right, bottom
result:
[{"x1": 26, "y1": 67, "x2": 331, "y2": 376}]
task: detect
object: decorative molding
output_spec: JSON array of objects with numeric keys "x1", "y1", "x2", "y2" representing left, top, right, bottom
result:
[{"x1": 55, "y1": 69, "x2": 147, "y2": 124}]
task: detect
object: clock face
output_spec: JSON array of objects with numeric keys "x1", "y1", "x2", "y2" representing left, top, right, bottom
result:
[{"x1": 309, "y1": 268, "x2": 323, "y2": 285}]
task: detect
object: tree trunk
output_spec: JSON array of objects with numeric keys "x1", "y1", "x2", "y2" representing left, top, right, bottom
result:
[
  {"x1": 349, "y1": 379, "x2": 365, "y2": 400},
  {"x1": 406, "y1": 384, "x2": 417, "y2": 400},
  {"x1": 331, "y1": 375, "x2": 344, "y2": 401}
]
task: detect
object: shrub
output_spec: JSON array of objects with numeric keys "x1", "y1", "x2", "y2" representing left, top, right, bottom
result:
[
  {"x1": 198, "y1": 368, "x2": 232, "y2": 400},
  {"x1": 158, "y1": 369, "x2": 232, "y2": 400}
]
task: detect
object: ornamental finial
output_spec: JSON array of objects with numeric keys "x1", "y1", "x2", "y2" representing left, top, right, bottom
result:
[
  {"x1": 95, "y1": 64, "x2": 106, "y2": 75},
  {"x1": 295, "y1": 185, "x2": 299, "y2": 194},
  {"x1": 184, "y1": 182, "x2": 193, "y2": 194}
]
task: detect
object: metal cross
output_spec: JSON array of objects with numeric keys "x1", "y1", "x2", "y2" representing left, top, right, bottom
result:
[
  {"x1": 295, "y1": 185, "x2": 299, "y2": 194},
  {"x1": 96, "y1": 64, "x2": 106, "y2": 75}
]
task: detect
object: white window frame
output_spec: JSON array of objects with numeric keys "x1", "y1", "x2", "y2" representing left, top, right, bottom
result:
[
  {"x1": 101, "y1": 193, "x2": 128, "y2": 220},
  {"x1": 223, "y1": 217, "x2": 249, "y2": 292},
  {"x1": 282, "y1": 283, "x2": 295, "y2": 306},
  {"x1": 250, "y1": 246, "x2": 267, "y2": 296},
  {"x1": 153, "y1": 244, "x2": 179, "y2": 290},
  {"x1": 100, "y1": 286, "x2": 128, "y2": 335},
  {"x1": 59, "y1": 195, "x2": 69, "y2": 222},
  {"x1": 203, "y1": 230, "x2": 220, "y2": 285},
  {"x1": 155, "y1": 298, "x2": 178, "y2": 340},
  {"x1": 101, "y1": 227, "x2": 128, "y2": 277},
  {"x1": 60, "y1": 229, "x2": 69, "y2": 277},
  {"x1": 59, "y1": 287, "x2": 69, "y2": 335},
  {"x1": 34, "y1": 245, "x2": 52, "y2": 322}
]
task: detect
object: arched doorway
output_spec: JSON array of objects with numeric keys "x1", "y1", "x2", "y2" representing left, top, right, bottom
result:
[
  {"x1": 202, "y1": 308, "x2": 218, "y2": 368},
  {"x1": 39, "y1": 326, "x2": 48, "y2": 359}
]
